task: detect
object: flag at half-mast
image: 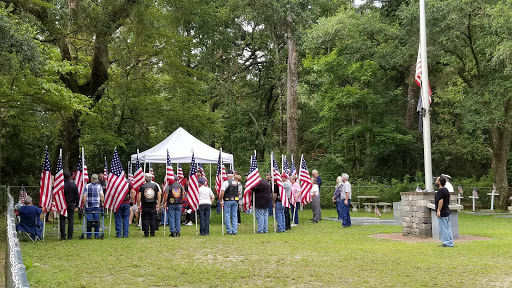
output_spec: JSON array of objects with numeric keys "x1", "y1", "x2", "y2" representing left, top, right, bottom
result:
[
  {"x1": 272, "y1": 152, "x2": 289, "y2": 208},
  {"x1": 299, "y1": 154, "x2": 313, "y2": 205},
  {"x1": 187, "y1": 153, "x2": 199, "y2": 211},
  {"x1": 53, "y1": 153, "x2": 68, "y2": 216},
  {"x1": 39, "y1": 147, "x2": 53, "y2": 211},
  {"x1": 75, "y1": 156, "x2": 87, "y2": 208},
  {"x1": 162, "y1": 150, "x2": 175, "y2": 193},
  {"x1": 215, "y1": 151, "x2": 227, "y2": 197},
  {"x1": 132, "y1": 156, "x2": 145, "y2": 191},
  {"x1": 104, "y1": 149, "x2": 130, "y2": 212},
  {"x1": 415, "y1": 44, "x2": 432, "y2": 108},
  {"x1": 243, "y1": 153, "x2": 259, "y2": 211}
]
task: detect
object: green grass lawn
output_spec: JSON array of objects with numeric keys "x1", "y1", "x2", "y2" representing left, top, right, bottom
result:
[{"x1": 18, "y1": 209, "x2": 512, "y2": 287}]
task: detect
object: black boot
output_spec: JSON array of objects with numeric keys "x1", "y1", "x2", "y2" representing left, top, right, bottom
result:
[
  {"x1": 170, "y1": 232, "x2": 175, "y2": 237},
  {"x1": 176, "y1": 232, "x2": 180, "y2": 237}
]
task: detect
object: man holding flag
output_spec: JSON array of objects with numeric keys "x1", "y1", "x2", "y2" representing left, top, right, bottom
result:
[
  {"x1": 249, "y1": 173, "x2": 272, "y2": 234},
  {"x1": 163, "y1": 176, "x2": 184, "y2": 237},
  {"x1": 219, "y1": 170, "x2": 239, "y2": 235}
]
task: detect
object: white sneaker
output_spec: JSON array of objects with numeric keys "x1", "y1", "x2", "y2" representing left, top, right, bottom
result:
[
  {"x1": 186, "y1": 222, "x2": 193, "y2": 226},
  {"x1": 291, "y1": 224, "x2": 298, "y2": 227}
]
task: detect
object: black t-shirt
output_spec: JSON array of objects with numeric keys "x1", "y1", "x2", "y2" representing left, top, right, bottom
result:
[
  {"x1": 435, "y1": 187, "x2": 451, "y2": 217},
  {"x1": 63, "y1": 179, "x2": 79, "y2": 206},
  {"x1": 250, "y1": 179, "x2": 271, "y2": 209}
]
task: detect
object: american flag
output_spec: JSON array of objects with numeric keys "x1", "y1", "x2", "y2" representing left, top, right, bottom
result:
[
  {"x1": 458, "y1": 185, "x2": 463, "y2": 194},
  {"x1": 162, "y1": 150, "x2": 175, "y2": 193},
  {"x1": 272, "y1": 152, "x2": 289, "y2": 208},
  {"x1": 215, "y1": 151, "x2": 227, "y2": 196},
  {"x1": 128, "y1": 163, "x2": 134, "y2": 185},
  {"x1": 104, "y1": 157, "x2": 109, "y2": 184},
  {"x1": 177, "y1": 163, "x2": 186, "y2": 186},
  {"x1": 83, "y1": 157, "x2": 89, "y2": 183},
  {"x1": 53, "y1": 154, "x2": 68, "y2": 216},
  {"x1": 243, "y1": 153, "x2": 259, "y2": 211},
  {"x1": 299, "y1": 154, "x2": 312, "y2": 205},
  {"x1": 104, "y1": 149, "x2": 130, "y2": 212},
  {"x1": 415, "y1": 45, "x2": 432, "y2": 109},
  {"x1": 290, "y1": 156, "x2": 297, "y2": 177},
  {"x1": 19, "y1": 185, "x2": 27, "y2": 205},
  {"x1": 282, "y1": 155, "x2": 291, "y2": 176},
  {"x1": 132, "y1": 157, "x2": 145, "y2": 191},
  {"x1": 75, "y1": 156, "x2": 87, "y2": 208},
  {"x1": 39, "y1": 147, "x2": 53, "y2": 211},
  {"x1": 472, "y1": 188, "x2": 478, "y2": 198},
  {"x1": 187, "y1": 153, "x2": 199, "y2": 211},
  {"x1": 198, "y1": 163, "x2": 209, "y2": 187},
  {"x1": 149, "y1": 163, "x2": 155, "y2": 181}
]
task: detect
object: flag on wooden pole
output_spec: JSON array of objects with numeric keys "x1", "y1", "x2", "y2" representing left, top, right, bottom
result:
[
  {"x1": 272, "y1": 152, "x2": 289, "y2": 208},
  {"x1": 187, "y1": 153, "x2": 199, "y2": 211},
  {"x1": 162, "y1": 150, "x2": 175, "y2": 193},
  {"x1": 53, "y1": 152, "x2": 68, "y2": 216},
  {"x1": 215, "y1": 150, "x2": 227, "y2": 197},
  {"x1": 132, "y1": 156, "x2": 145, "y2": 191},
  {"x1": 299, "y1": 154, "x2": 312, "y2": 205},
  {"x1": 104, "y1": 149, "x2": 130, "y2": 212},
  {"x1": 104, "y1": 157, "x2": 109, "y2": 184},
  {"x1": 243, "y1": 152, "x2": 259, "y2": 211},
  {"x1": 39, "y1": 147, "x2": 52, "y2": 211}
]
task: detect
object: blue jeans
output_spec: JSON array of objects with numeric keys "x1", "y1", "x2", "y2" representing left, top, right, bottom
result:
[
  {"x1": 114, "y1": 204, "x2": 130, "y2": 237},
  {"x1": 224, "y1": 200, "x2": 238, "y2": 234},
  {"x1": 168, "y1": 204, "x2": 182, "y2": 233},
  {"x1": 256, "y1": 208, "x2": 269, "y2": 233},
  {"x1": 336, "y1": 201, "x2": 343, "y2": 220},
  {"x1": 217, "y1": 201, "x2": 221, "y2": 214},
  {"x1": 275, "y1": 202, "x2": 285, "y2": 232},
  {"x1": 291, "y1": 202, "x2": 300, "y2": 224},
  {"x1": 85, "y1": 207, "x2": 101, "y2": 238},
  {"x1": 268, "y1": 200, "x2": 273, "y2": 216},
  {"x1": 341, "y1": 199, "x2": 351, "y2": 227},
  {"x1": 198, "y1": 204, "x2": 211, "y2": 235},
  {"x1": 438, "y1": 216, "x2": 454, "y2": 247}
]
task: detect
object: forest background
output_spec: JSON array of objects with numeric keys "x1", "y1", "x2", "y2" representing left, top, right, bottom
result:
[{"x1": 2, "y1": 0, "x2": 512, "y2": 209}]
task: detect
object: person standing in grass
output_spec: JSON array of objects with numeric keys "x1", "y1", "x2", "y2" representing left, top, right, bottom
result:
[
  {"x1": 219, "y1": 170, "x2": 239, "y2": 235},
  {"x1": 332, "y1": 176, "x2": 343, "y2": 220},
  {"x1": 290, "y1": 175, "x2": 301, "y2": 226},
  {"x1": 273, "y1": 177, "x2": 286, "y2": 232},
  {"x1": 339, "y1": 173, "x2": 351, "y2": 228},
  {"x1": 310, "y1": 177, "x2": 321, "y2": 223},
  {"x1": 114, "y1": 180, "x2": 135, "y2": 238},
  {"x1": 164, "y1": 176, "x2": 184, "y2": 237},
  {"x1": 138, "y1": 173, "x2": 161, "y2": 237},
  {"x1": 312, "y1": 170, "x2": 322, "y2": 220},
  {"x1": 61, "y1": 172, "x2": 79, "y2": 240},
  {"x1": 198, "y1": 177, "x2": 215, "y2": 236},
  {"x1": 281, "y1": 174, "x2": 292, "y2": 230},
  {"x1": 435, "y1": 175, "x2": 454, "y2": 247},
  {"x1": 250, "y1": 176, "x2": 272, "y2": 233}
]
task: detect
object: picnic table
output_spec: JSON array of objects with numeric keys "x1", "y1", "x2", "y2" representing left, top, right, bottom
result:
[{"x1": 357, "y1": 196, "x2": 379, "y2": 213}]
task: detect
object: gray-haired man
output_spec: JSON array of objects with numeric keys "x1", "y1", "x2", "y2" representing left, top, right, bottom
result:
[{"x1": 340, "y1": 173, "x2": 352, "y2": 228}]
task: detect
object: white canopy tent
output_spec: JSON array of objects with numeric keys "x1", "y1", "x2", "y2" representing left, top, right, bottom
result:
[{"x1": 130, "y1": 127, "x2": 234, "y2": 165}]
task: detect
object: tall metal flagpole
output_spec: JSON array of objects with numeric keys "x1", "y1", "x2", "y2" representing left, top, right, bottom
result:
[{"x1": 420, "y1": 0, "x2": 433, "y2": 192}]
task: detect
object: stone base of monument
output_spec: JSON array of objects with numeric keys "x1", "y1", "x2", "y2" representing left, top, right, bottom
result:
[
  {"x1": 509, "y1": 206, "x2": 512, "y2": 212},
  {"x1": 426, "y1": 203, "x2": 463, "y2": 240}
]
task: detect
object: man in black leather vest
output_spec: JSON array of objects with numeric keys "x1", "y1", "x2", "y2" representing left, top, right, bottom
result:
[
  {"x1": 137, "y1": 173, "x2": 161, "y2": 237},
  {"x1": 219, "y1": 170, "x2": 239, "y2": 235},
  {"x1": 163, "y1": 176, "x2": 184, "y2": 237}
]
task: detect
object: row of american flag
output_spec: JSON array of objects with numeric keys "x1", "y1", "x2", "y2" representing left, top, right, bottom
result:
[{"x1": 39, "y1": 147, "x2": 316, "y2": 216}]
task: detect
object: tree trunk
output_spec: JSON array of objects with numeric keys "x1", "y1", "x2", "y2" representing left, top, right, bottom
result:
[
  {"x1": 60, "y1": 112, "x2": 81, "y2": 173},
  {"x1": 286, "y1": 26, "x2": 298, "y2": 156},
  {"x1": 405, "y1": 63, "x2": 418, "y2": 130},
  {"x1": 490, "y1": 98, "x2": 512, "y2": 210}
]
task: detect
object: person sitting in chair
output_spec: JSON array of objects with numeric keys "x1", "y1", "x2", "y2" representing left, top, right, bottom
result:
[{"x1": 16, "y1": 196, "x2": 43, "y2": 240}]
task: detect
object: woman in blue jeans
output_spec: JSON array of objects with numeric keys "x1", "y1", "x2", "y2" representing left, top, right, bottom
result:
[{"x1": 332, "y1": 176, "x2": 343, "y2": 220}]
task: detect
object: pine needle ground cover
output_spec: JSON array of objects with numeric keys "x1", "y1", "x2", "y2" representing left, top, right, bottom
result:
[{"x1": 19, "y1": 210, "x2": 512, "y2": 287}]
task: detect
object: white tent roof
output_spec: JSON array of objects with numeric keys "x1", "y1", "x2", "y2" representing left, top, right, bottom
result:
[{"x1": 130, "y1": 127, "x2": 234, "y2": 164}]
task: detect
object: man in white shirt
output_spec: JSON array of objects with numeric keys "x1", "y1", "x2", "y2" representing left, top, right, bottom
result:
[
  {"x1": 443, "y1": 174, "x2": 454, "y2": 192},
  {"x1": 310, "y1": 178, "x2": 321, "y2": 223},
  {"x1": 340, "y1": 173, "x2": 352, "y2": 228}
]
